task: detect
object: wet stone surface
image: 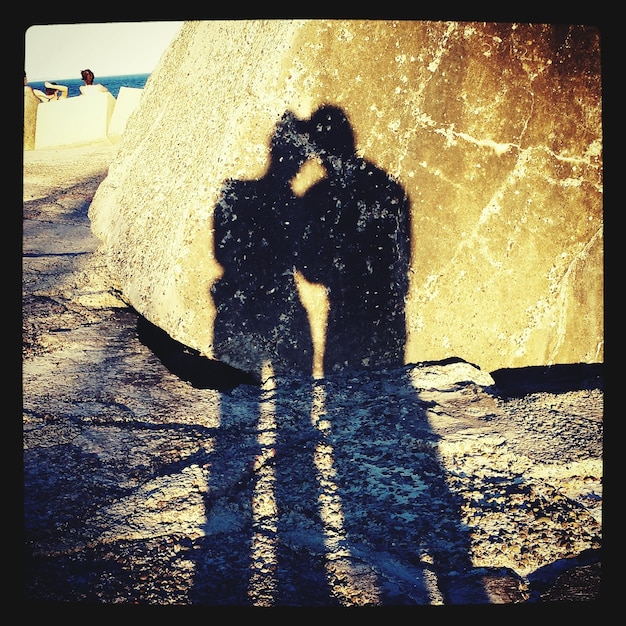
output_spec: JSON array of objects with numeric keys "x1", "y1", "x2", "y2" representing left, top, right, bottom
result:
[{"x1": 23, "y1": 144, "x2": 603, "y2": 606}]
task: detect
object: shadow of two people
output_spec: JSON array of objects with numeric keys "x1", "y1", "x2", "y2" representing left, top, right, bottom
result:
[
  {"x1": 192, "y1": 106, "x2": 490, "y2": 605},
  {"x1": 134, "y1": 105, "x2": 495, "y2": 605},
  {"x1": 211, "y1": 104, "x2": 411, "y2": 379}
]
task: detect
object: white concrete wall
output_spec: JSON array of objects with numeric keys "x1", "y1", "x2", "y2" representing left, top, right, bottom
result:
[
  {"x1": 33, "y1": 89, "x2": 144, "y2": 149},
  {"x1": 35, "y1": 92, "x2": 117, "y2": 149},
  {"x1": 108, "y1": 87, "x2": 144, "y2": 143}
]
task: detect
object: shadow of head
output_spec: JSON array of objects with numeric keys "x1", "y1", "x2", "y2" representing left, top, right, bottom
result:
[{"x1": 307, "y1": 104, "x2": 356, "y2": 164}]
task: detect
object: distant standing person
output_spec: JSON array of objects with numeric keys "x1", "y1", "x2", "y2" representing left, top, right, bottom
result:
[{"x1": 79, "y1": 69, "x2": 109, "y2": 95}]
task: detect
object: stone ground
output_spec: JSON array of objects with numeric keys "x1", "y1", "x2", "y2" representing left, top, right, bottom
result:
[{"x1": 22, "y1": 143, "x2": 603, "y2": 608}]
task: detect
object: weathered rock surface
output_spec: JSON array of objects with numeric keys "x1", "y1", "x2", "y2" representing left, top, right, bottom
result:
[
  {"x1": 89, "y1": 20, "x2": 603, "y2": 376},
  {"x1": 24, "y1": 88, "x2": 39, "y2": 150},
  {"x1": 23, "y1": 144, "x2": 602, "y2": 606}
]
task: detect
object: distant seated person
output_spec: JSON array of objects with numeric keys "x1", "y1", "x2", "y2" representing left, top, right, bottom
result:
[
  {"x1": 36, "y1": 81, "x2": 69, "y2": 103},
  {"x1": 24, "y1": 72, "x2": 40, "y2": 99},
  {"x1": 79, "y1": 69, "x2": 109, "y2": 95}
]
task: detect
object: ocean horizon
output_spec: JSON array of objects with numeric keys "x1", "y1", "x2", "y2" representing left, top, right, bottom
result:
[{"x1": 28, "y1": 73, "x2": 151, "y2": 99}]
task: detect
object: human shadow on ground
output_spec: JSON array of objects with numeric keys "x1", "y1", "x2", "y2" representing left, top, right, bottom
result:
[
  {"x1": 296, "y1": 105, "x2": 411, "y2": 373},
  {"x1": 188, "y1": 106, "x2": 489, "y2": 604},
  {"x1": 196, "y1": 112, "x2": 332, "y2": 604},
  {"x1": 316, "y1": 366, "x2": 492, "y2": 604},
  {"x1": 210, "y1": 110, "x2": 314, "y2": 379}
]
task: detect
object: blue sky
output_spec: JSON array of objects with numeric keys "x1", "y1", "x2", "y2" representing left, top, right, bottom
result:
[{"x1": 24, "y1": 21, "x2": 184, "y2": 82}]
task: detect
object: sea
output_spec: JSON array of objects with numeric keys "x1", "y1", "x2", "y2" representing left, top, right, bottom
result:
[{"x1": 28, "y1": 73, "x2": 151, "y2": 99}]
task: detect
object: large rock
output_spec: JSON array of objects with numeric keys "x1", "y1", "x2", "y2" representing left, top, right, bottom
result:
[{"x1": 89, "y1": 20, "x2": 603, "y2": 378}]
